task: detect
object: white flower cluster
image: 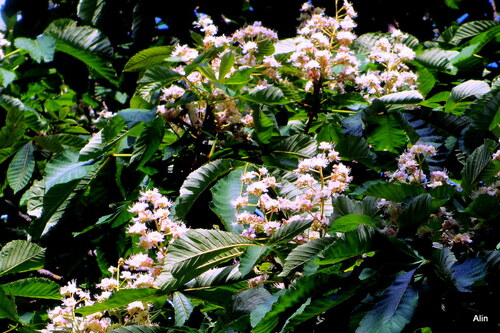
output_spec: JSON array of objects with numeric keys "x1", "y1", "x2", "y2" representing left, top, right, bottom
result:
[
  {"x1": 289, "y1": 1, "x2": 360, "y2": 93},
  {"x1": 356, "y1": 30, "x2": 418, "y2": 98},
  {"x1": 44, "y1": 189, "x2": 185, "y2": 332},
  {"x1": 387, "y1": 143, "x2": 444, "y2": 186},
  {"x1": 232, "y1": 143, "x2": 352, "y2": 242}
]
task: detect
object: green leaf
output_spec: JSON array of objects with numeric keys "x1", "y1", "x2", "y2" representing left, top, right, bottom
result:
[
  {"x1": 197, "y1": 63, "x2": 218, "y2": 82},
  {"x1": 0, "y1": 104, "x2": 27, "y2": 148},
  {"x1": 378, "y1": 91, "x2": 424, "y2": 104},
  {"x1": 367, "y1": 114, "x2": 407, "y2": 153},
  {"x1": 108, "y1": 326, "x2": 172, "y2": 333},
  {"x1": 44, "y1": 149, "x2": 99, "y2": 191},
  {"x1": 173, "y1": 292, "x2": 194, "y2": 326},
  {"x1": 76, "y1": 289, "x2": 160, "y2": 316},
  {"x1": 239, "y1": 246, "x2": 270, "y2": 276},
  {"x1": 251, "y1": 273, "x2": 331, "y2": 333},
  {"x1": 330, "y1": 214, "x2": 376, "y2": 233},
  {"x1": 268, "y1": 220, "x2": 312, "y2": 244},
  {"x1": 332, "y1": 195, "x2": 380, "y2": 218},
  {"x1": 257, "y1": 40, "x2": 275, "y2": 56},
  {"x1": 450, "y1": 80, "x2": 490, "y2": 102},
  {"x1": 253, "y1": 108, "x2": 277, "y2": 144},
  {"x1": 358, "y1": 181, "x2": 426, "y2": 202},
  {"x1": 45, "y1": 19, "x2": 117, "y2": 85},
  {"x1": 279, "y1": 238, "x2": 335, "y2": 277},
  {"x1": 0, "y1": 288, "x2": 19, "y2": 322},
  {"x1": 0, "y1": 68, "x2": 16, "y2": 88},
  {"x1": 210, "y1": 167, "x2": 246, "y2": 234},
  {"x1": 117, "y1": 109, "x2": 157, "y2": 128},
  {"x1": 174, "y1": 159, "x2": 244, "y2": 220},
  {"x1": 186, "y1": 265, "x2": 251, "y2": 289},
  {"x1": 7, "y1": 141, "x2": 35, "y2": 193},
  {"x1": 415, "y1": 48, "x2": 459, "y2": 74},
  {"x1": 218, "y1": 51, "x2": 235, "y2": 81},
  {"x1": 452, "y1": 258, "x2": 487, "y2": 292},
  {"x1": 130, "y1": 117, "x2": 164, "y2": 168},
  {"x1": 399, "y1": 194, "x2": 432, "y2": 232},
  {"x1": 450, "y1": 20, "x2": 499, "y2": 45},
  {"x1": 269, "y1": 134, "x2": 317, "y2": 167},
  {"x1": 316, "y1": 227, "x2": 374, "y2": 265},
  {"x1": 0, "y1": 240, "x2": 45, "y2": 277},
  {"x1": 416, "y1": 67, "x2": 436, "y2": 97},
  {"x1": 356, "y1": 269, "x2": 418, "y2": 333},
  {"x1": 444, "y1": 0, "x2": 462, "y2": 9},
  {"x1": 33, "y1": 135, "x2": 64, "y2": 153},
  {"x1": 125, "y1": 46, "x2": 174, "y2": 72},
  {"x1": 14, "y1": 36, "x2": 56, "y2": 63},
  {"x1": 242, "y1": 86, "x2": 287, "y2": 104},
  {"x1": 157, "y1": 229, "x2": 257, "y2": 292},
  {"x1": 138, "y1": 65, "x2": 183, "y2": 85},
  {"x1": 461, "y1": 141, "x2": 498, "y2": 194},
  {"x1": 0, "y1": 277, "x2": 60, "y2": 299},
  {"x1": 336, "y1": 135, "x2": 376, "y2": 167}
]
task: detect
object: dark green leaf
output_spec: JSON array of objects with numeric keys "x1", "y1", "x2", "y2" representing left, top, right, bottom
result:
[
  {"x1": 125, "y1": 46, "x2": 174, "y2": 72},
  {"x1": 356, "y1": 269, "x2": 418, "y2": 333},
  {"x1": 378, "y1": 91, "x2": 424, "y2": 104},
  {"x1": 0, "y1": 288, "x2": 19, "y2": 321},
  {"x1": 367, "y1": 114, "x2": 407, "y2": 153},
  {"x1": 117, "y1": 109, "x2": 157, "y2": 128},
  {"x1": 130, "y1": 117, "x2": 164, "y2": 168},
  {"x1": 242, "y1": 86, "x2": 287, "y2": 104},
  {"x1": 279, "y1": 238, "x2": 335, "y2": 277},
  {"x1": 173, "y1": 292, "x2": 194, "y2": 326},
  {"x1": 461, "y1": 141, "x2": 498, "y2": 194},
  {"x1": 239, "y1": 246, "x2": 270, "y2": 276},
  {"x1": 269, "y1": 220, "x2": 312, "y2": 244},
  {"x1": 7, "y1": 142, "x2": 35, "y2": 193},
  {"x1": 0, "y1": 240, "x2": 45, "y2": 277},
  {"x1": 399, "y1": 194, "x2": 432, "y2": 232},
  {"x1": 76, "y1": 289, "x2": 160, "y2": 316},
  {"x1": 0, "y1": 277, "x2": 60, "y2": 299},
  {"x1": 359, "y1": 182, "x2": 426, "y2": 202},
  {"x1": 330, "y1": 214, "x2": 376, "y2": 233},
  {"x1": 316, "y1": 227, "x2": 374, "y2": 265}
]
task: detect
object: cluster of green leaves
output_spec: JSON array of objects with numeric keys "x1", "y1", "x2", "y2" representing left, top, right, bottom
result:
[{"x1": 0, "y1": 2, "x2": 499, "y2": 332}]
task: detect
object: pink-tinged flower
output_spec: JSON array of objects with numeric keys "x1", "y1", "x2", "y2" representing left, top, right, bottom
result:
[
  {"x1": 247, "y1": 181, "x2": 269, "y2": 195},
  {"x1": 133, "y1": 274, "x2": 156, "y2": 288},
  {"x1": 241, "y1": 41, "x2": 258, "y2": 54},
  {"x1": 241, "y1": 171, "x2": 258, "y2": 183},
  {"x1": 248, "y1": 274, "x2": 267, "y2": 287},
  {"x1": 97, "y1": 278, "x2": 119, "y2": 291},
  {"x1": 60, "y1": 280, "x2": 79, "y2": 296},
  {"x1": 62, "y1": 297, "x2": 77, "y2": 308},
  {"x1": 127, "y1": 221, "x2": 147, "y2": 235},
  {"x1": 126, "y1": 253, "x2": 154, "y2": 269},
  {"x1": 231, "y1": 196, "x2": 249, "y2": 209},
  {"x1": 127, "y1": 301, "x2": 146, "y2": 314}
]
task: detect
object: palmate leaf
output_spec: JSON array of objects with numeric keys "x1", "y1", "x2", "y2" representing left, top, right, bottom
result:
[
  {"x1": 251, "y1": 273, "x2": 331, "y2": 333},
  {"x1": 0, "y1": 240, "x2": 45, "y2": 277},
  {"x1": 125, "y1": 46, "x2": 175, "y2": 72},
  {"x1": 279, "y1": 238, "x2": 335, "y2": 277},
  {"x1": 0, "y1": 277, "x2": 60, "y2": 299},
  {"x1": 44, "y1": 19, "x2": 117, "y2": 85},
  {"x1": 7, "y1": 141, "x2": 35, "y2": 193},
  {"x1": 0, "y1": 68, "x2": 16, "y2": 88},
  {"x1": 356, "y1": 269, "x2": 418, "y2": 333},
  {"x1": 157, "y1": 229, "x2": 257, "y2": 292},
  {"x1": 173, "y1": 292, "x2": 194, "y2": 326},
  {"x1": 174, "y1": 159, "x2": 245, "y2": 220},
  {"x1": 450, "y1": 80, "x2": 490, "y2": 102},
  {"x1": 210, "y1": 167, "x2": 246, "y2": 234}
]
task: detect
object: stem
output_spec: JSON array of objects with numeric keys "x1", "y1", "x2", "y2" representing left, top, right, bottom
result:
[
  {"x1": 3, "y1": 325, "x2": 19, "y2": 333},
  {"x1": 304, "y1": 79, "x2": 322, "y2": 134}
]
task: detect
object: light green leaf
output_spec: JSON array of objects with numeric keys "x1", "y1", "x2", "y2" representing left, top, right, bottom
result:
[
  {"x1": 415, "y1": 48, "x2": 459, "y2": 74},
  {"x1": 367, "y1": 114, "x2": 407, "y2": 153},
  {"x1": 0, "y1": 288, "x2": 19, "y2": 322},
  {"x1": 242, "y1": 86, "x2": 287, "y2": 104},
  {"x1": 197, "y1": 63, "x2": 218, "y2": 82},
  {"x1": 0, "y1": 68, "x2": 16, "y2": 88},
  {"x1": 279, "y1": 238, "x2": 335, "y2": 277},
  {"x1": 7, "y1": 141, "x2": 35, "y2": 193},
  {"x1": 330, "y1": 214, "x2": 376, "y2": 233},
  {"x1": 450, "y1": 20, "x2": 499, "y2": 45},
  {"x1": 157, "y1": 229, "x2": 257, "y2": 292},
  {"x1": 44, "y1": 149, "x2": 99, "y2": 191},
  {"x1": 0, "y1": 240, "x2": 45, "y2": 277},
  {"x1": 117, "y1": 109, "x2": 156, "y2": 128},
  {"x1": 76, "y1": 289, "x2": 160, "y2": 316},
  {"x1": 130, "y1": 117, "x2": 164, "y2": 168},
  {"x1": 378, "y1": 91, "x2": 424, "y2": 104},
  {"x1": 0, "y1": 277, "x2": 60, "y2": 299},
  {"x1": 356, "y1": 269, "x2": 418, "y2": 333},
  {"x1": 450, "y1": 80, "x2": 490, "y2": 102},
  {"x1": 210, "y1": 167, "x2": 246, "y2": 234},
  {"x1": 268, "y1": 219, "x2": 312, "y2": 244},
  {"x1": 186, "y1": 265, "x2": 250, "y2": 289},
  {"x1": 239, "y1": 246, "x2": 270, "y2": 276},
  {"x1": 218, "y1": 51, "x2": 235, "y2": 81},
  {"x1": 14, "y1": 36, "x2": 56, "y2": 63},
  {"x1": 174, "y1": 159, "x2": 244, "y2": 220},
  {"x1": 316, "y1": 227, "x2": 374, "y2": 265},
  {"x1": 173, "y1": 292, "x2": 194, "y2": 326},
  {"x1": 125, "y1": 46, "x2": 174, "y2": 72}
]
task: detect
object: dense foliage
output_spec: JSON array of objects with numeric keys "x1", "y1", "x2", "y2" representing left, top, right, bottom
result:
[{"x1": 0, "y1": 0, "x2": 499, "y2": 332}]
